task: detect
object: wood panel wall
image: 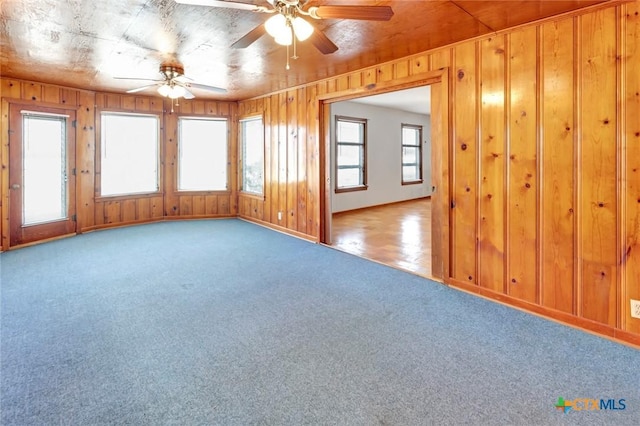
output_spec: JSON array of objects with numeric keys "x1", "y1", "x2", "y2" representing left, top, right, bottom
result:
[
  {"x1": 238, "y1": 1, "x2": 640, "y2": 345},
  {"x1": 0, "y1": 82, "x2": 238, "y2": 247}
]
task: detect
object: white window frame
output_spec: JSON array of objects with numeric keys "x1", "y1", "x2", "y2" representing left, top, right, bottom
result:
[
  {"x1": 177, "y1": 116, "x2": 229, "y2": 192},
  {"x1": 240, "y1": 115, "x2": 265, "y2": 196},
  {"x1": 100, "y1": 112, "x2": 160, "y2": 197}
]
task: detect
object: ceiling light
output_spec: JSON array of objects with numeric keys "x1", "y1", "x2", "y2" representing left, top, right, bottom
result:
[
  {"x1": 292, "y1": 17, "x2": 313, "y2": 41},
  {"x1": 157, "y1": 84, "x2": 186, "y2": 99},
  {"x1": 274, "y1": 30, "x2": 293, "y2": 46},
  {"x1": 265, "y1": 14, "x2": 289, "y2": 39},
  {"x1": 157, "y1": 84, "x2": 171, "y2": 97},
  {"x1": 265, "y1": 10, "x2": 316, "y2": 69}
]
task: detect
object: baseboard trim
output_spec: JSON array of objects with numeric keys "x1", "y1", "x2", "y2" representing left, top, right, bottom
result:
[
  {"x1": 239, "y1": 216, "x2": 318, "y2": 242},
  {"x1": 332, "y1": 196, "x2": 431, "y2": 216},
  {"x1": 445, "y1": 277, "x2": 640, "y2": 349},
  {"x1": 80, "y1": 215, "x2": 235, "y2": 233}
]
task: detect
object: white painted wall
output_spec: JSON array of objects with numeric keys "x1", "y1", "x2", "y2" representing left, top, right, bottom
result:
[{"x1": 331, "y1": 101, "x2": 432, "y2": 213}]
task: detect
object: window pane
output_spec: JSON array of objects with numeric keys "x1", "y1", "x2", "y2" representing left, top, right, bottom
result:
[
  {"x1": 337, "y1": 145, "x2": 362, "y2": 167},
  {"x1": 403, "y1": 127, "x2": 420, "y2": 146},
  {"x1": 179, "y1": 118, "x2": 228, "y2": 191},
  {"x1": 403, "y1": 165, "x2": 419, "y2": 182},
  {"x1": 23, "y1": 115, "x2": 66, "y2": 224},
  {"x1": 402, "y1": 125, "x2": 422, "y2": 183},
  {"x1": 338, "y1": 168, "x2": 362, "y2": 187},
  {"x1": 403, "y1": 146, "x2": 418, "y2": 163},
  {"x1": 337, "y1": 120, "x2": 362, "y2": 143},
  {"x1": 336, "y1": 117, "x2": 366, "y2": 190},
  {"x1": 241, "y1": 118, "x2": 264, "y2": 194},
  {"x1": 101, "y1": 114, "x2": 159, "y2": 196}
]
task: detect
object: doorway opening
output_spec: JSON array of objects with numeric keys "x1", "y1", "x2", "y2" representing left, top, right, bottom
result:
[
  {"x1": 329, "y1": 87, "x2": 434, "y2": 277},
  {"x1": 319, "y1": 70, "x2": 449, "y2": 281}
]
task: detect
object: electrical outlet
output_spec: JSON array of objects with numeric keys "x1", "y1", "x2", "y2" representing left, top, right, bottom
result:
[
  {"x1": 277, "y1": 211, "x2": 282, "y2": 221},
  {"x1": 631, "y1": 299, "x2": 640, "y2": 319}
]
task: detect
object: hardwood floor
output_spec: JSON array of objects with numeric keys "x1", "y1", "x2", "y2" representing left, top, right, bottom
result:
[{"x1": 331, "y1": 198, "x2": 432, "y2": 278}]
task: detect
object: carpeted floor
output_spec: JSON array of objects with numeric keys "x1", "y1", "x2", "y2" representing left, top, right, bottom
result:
[{"x1": 1, "y1": 219, "x2": 638, "y2": 425}]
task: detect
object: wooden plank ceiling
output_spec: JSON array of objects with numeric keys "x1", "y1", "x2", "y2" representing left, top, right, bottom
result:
[{"x1": 0, "y1": 0, "x2": 612, "y2": 101}]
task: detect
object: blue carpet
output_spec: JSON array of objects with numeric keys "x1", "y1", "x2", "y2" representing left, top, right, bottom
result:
[{"x1": 1, "y1": 219, "x2": 638, "y2": 425}]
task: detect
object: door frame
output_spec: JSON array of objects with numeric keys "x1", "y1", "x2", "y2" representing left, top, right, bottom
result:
[
  {"x1": 317, "y1": 68, "x2": 450, "y2": 281},
  {"x1": 6, "y1": 103, "x2": 78, "y2": 248}
]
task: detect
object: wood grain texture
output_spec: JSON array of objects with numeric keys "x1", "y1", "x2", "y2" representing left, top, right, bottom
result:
[
  {"x1": 623, "y1": 1, "x2": 640, "y2": 334},
  {"x1": 479, "y1": 36, "x2": 507, "y2": 293},
  {"x1": 286, "y1": 90, "x2": 298, "y2": 231},
  {"x1": 508, "y1": 26, "x2": 538, "y2": 303},
  {"x1": 297, "y1": 87, "x2": 308, "y2": 235},
  {"x1": 332, "y1": 198, "x2": 433, "y2": 277},
  {"x1": 76, "y1": 91, "x2": 96, "y2": 232},
  {"x1": 452, "y1": 41, "x2": 479, "y2": 283},
  {"x1": 579, "y1": 8, "x2": 618, "y2": 326},
  {"x1": 541, "y1": 18, "x2": 576, "y2": 314}
]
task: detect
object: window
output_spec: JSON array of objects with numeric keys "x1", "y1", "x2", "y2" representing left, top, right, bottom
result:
[
  {"x1": 335, "y1": 116, "x2": 367, "y2": 192},
  {"x1": 401, "y1": 124, "x2": 423, "y2": 184},
  {"x1": 240, "y1": 116, "x2": 264, "y2": 195},
  {"x1": 178, "y1": 117, "x2": 228, "y2": 191},
  {"x1": 101, "y1": 113, "x2": 159, "y2": 196},
  {"x1": 22, "y1": 113, "x2": 67, "y2": 224}
]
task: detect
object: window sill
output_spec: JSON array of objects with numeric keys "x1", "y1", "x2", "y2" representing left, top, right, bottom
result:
[
  {"x1": 239, "y1": 191, "x2": 265, "y2": 201},
  {"x1": 95, "y1": 192, "x2": 162, "y2": 202},
  {"x1": 175, "y1": 189, "x2": 231, "y2": 195},
  {"x1": 402, "y1": 180, "x2": 424, "y2": 186},
  {"x1": 335, "y1": 185, "x2": 368, "y2": 194}
]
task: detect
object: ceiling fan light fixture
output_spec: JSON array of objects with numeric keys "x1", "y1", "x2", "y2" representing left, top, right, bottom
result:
[
  {"x1": 274, "y1": 30, "x2": 293, "y2": 46},
  {"x1": 292, "y1": 16, "x2": 313, "y2": 41},
  {"x1": 265, "y1": 14, "x2": 288, "y2": 38},
  {"x1": 157, "y1": 84, "x2": 172, "y2": 97},
  {"x1": 169, "y1": 85, "x2": 186, "y2": 99},
  {"x1": 157, "y1": 84, "x2": 186, "y2": 99}
]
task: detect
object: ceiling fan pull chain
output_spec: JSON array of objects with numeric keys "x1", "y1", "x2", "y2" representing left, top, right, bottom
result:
[
  {"x1": 286, "y1": 44, "x2": 290, "y2": 70},
  {"x1": 292, "y1": 28, "x2": 299, "y2": 60}
]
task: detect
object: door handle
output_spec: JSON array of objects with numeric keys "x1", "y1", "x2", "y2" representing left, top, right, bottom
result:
[{"x1": 11, "y1": 184, "x2": 20, "y2": 190}]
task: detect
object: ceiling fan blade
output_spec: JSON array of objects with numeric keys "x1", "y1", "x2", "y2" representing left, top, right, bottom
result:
[
  {"x1": 308, "y1": 29, "x2": 338, "y2": 55},
  {"x1": 231, "y1": 24, "x2": 267, "y2": 49},
  {"x1": 126, "y1": 83, "x2": 160, "y2": 94},
  {"x1": 114, "y1": 77, "x2": 163, "y2": 82},
  {"x1": 187, "y1": 82, "x2": 228, "y2": 93},
  {"x1": 310, "y1": 5, "x2": 394, "y2": 21},
  {"x1": 174, "y1": 0, "x2": 270, "y2": 12},
  {"x1": 182, "y1": 88, "x2": 196, "y2": 99}
]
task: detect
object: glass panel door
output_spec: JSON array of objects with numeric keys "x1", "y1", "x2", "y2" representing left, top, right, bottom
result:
[
  {"x1": 9, "y1": 106, "x2": 76, "y2": 246},
  {"x1": 23, "y1": 115, "x2": 67, "y2": 225}
]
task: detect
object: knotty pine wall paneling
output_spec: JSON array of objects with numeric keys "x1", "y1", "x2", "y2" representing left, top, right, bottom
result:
[
  {"x1": 623, "y1": 1, "x2": 640, "y2": 335},
  {"x1": 540, "y1": 18, "x2": 576, "y2": 315},
  {"x1": 578, "y1": 8, "x2": 618, "y2": 327},
  {"x1": 507, "y1": 26, "x2": 538, "y2": 303},
  {"x1": 238, "y1": 1, "x2": 640, "y2": 345},
  {"x1": 451, "y1": 42, "x2": 479, "y2": 284},
  {"x1": 479, "y1": 35, "x2": 507, "y2": 294}
]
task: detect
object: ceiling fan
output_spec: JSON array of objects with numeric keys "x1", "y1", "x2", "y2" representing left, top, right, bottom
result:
[
  {"x1": 175, "y1": 0, "x2": 394, "y2": 65},
  {"x1": 115, "y1": 63, "x2": 227, "y2": 99}
]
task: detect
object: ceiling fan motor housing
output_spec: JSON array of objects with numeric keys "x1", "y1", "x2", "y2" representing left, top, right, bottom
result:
[{"x1": 160, "y1": 64, "x2": 185, "y2": 80}]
